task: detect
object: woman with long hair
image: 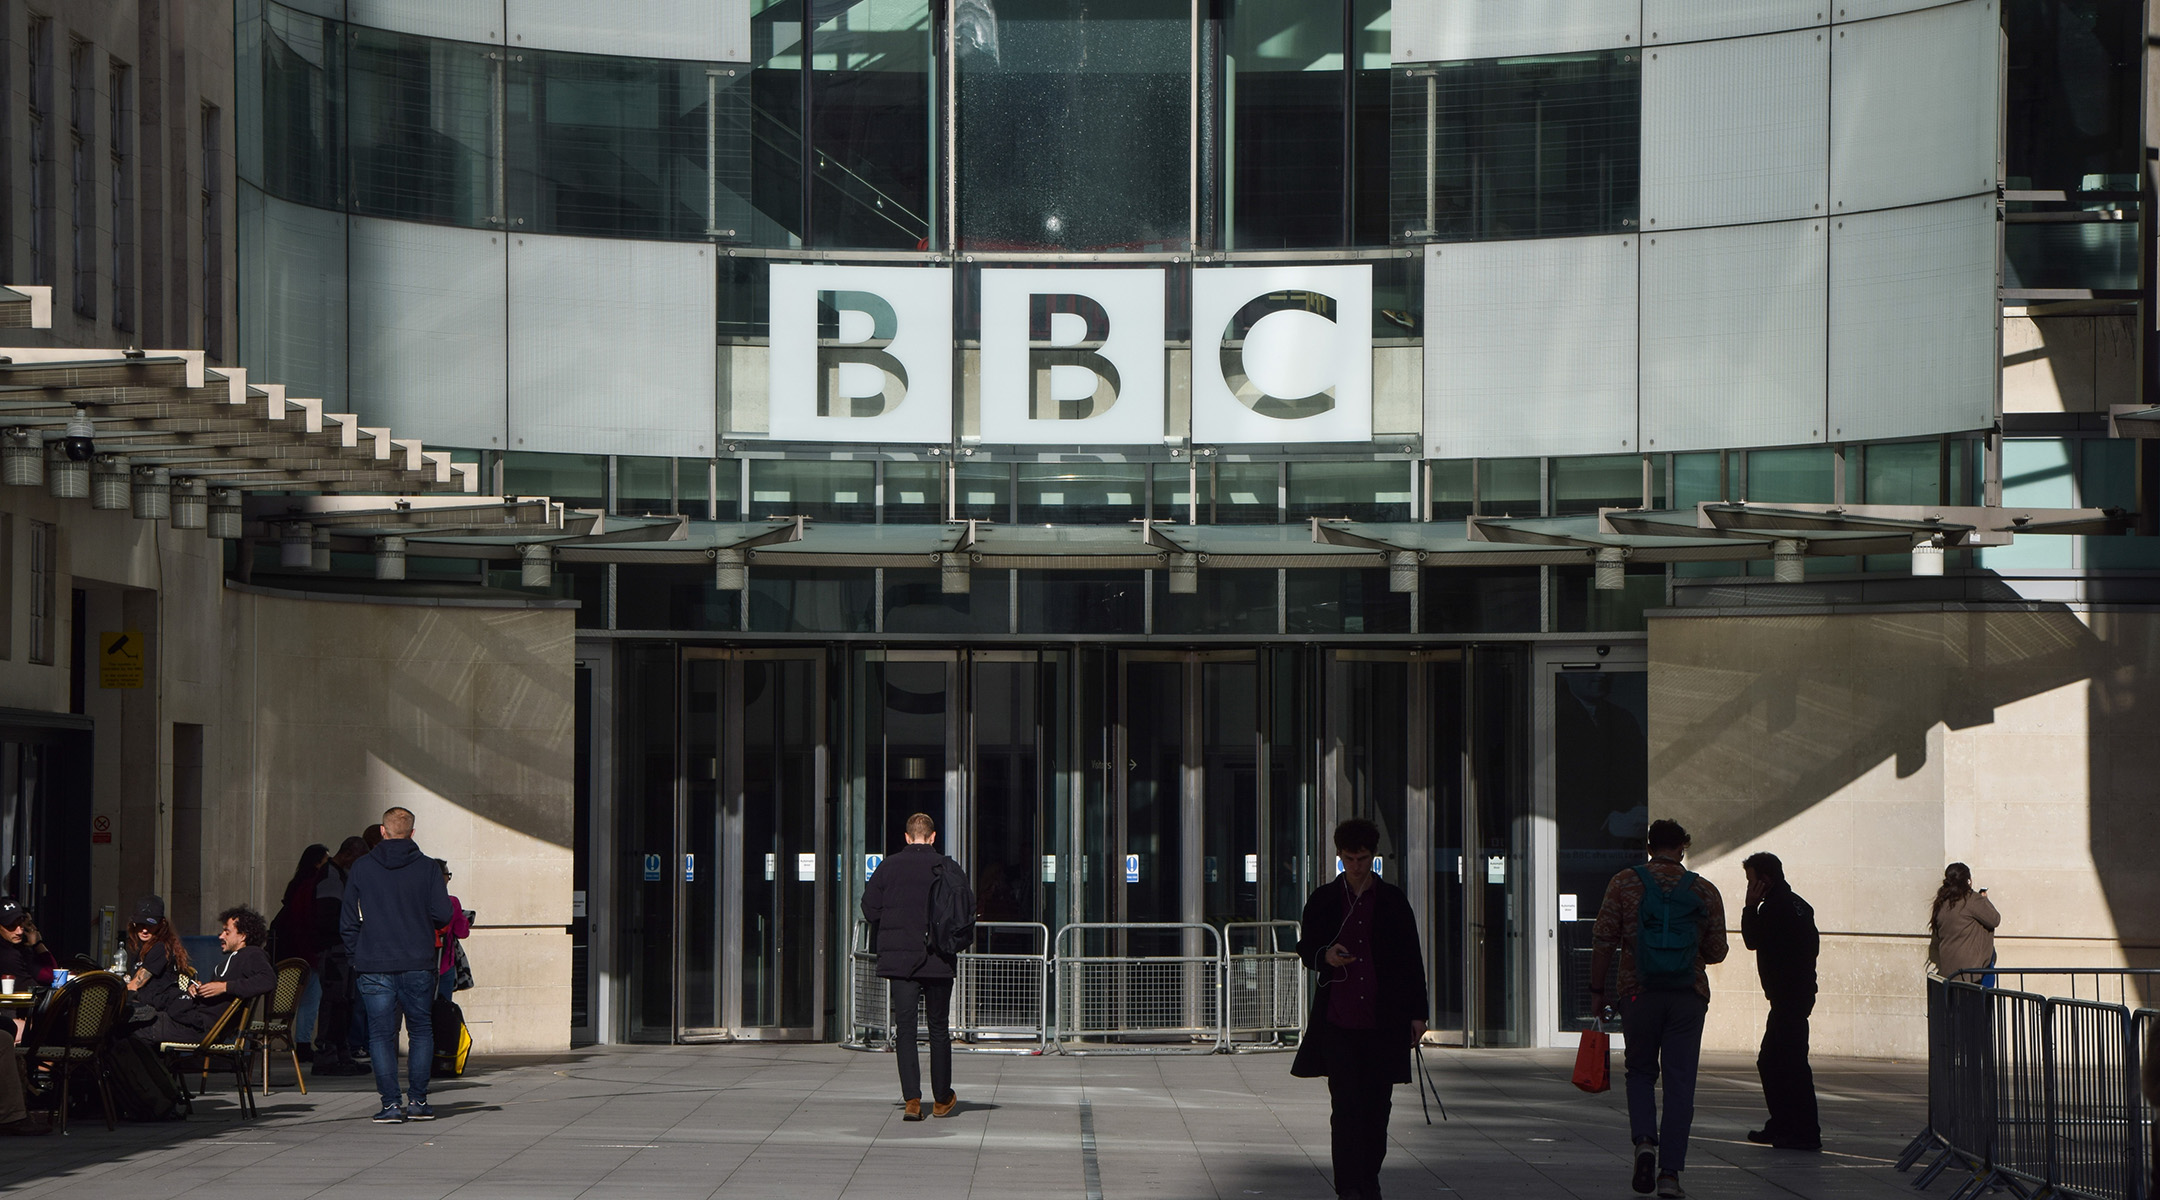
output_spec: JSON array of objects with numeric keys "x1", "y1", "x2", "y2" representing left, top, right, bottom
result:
[
  {"x1": 1927, "y1": 862, "x2": 2000, "y2": 986},
  {"x1": 269, "y1": 843, "x2": 332, "y2": 1059},
  {"x1": 121, "y1": 895, "x2": 191, "y2": 1014}
]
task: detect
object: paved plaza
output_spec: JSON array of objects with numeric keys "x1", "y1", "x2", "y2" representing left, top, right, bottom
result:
[
  {"x1": 3, "y1": 1043, "x2": 1934, "y2": 1200},
  {"x1": 4, "y1": 1040, "x2": 1944, "y2": 1200}
]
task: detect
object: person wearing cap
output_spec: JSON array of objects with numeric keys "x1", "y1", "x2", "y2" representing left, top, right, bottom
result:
[
  {"x1": 120, "y1": 896, "x2": 192, "y2": 1016},
  {"x1": 132, "y1": 906, "x2": 275, "y2": 1047},
  {"x1": 0, "y1": 902, "x2": 57, "y2": 1039}
]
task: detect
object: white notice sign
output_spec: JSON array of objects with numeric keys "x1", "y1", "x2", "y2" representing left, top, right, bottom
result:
[
  {"x1": 797, "y1": 852, "x2": 816, "y2": 881},
  {"x1": 1243, "y1": 854, "x2": 1258, "y2": 883},
  {"x1": 1560, "y1": 893, "x2": 1578, "y2": 922}
]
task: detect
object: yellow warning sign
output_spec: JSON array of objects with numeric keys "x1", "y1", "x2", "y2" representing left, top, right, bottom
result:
[{"x1": 98, "y1": 630, "x2": 144, "y2": 689}]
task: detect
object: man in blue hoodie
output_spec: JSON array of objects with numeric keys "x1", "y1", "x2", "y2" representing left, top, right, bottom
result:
[{"x1": 342, "y1": 806, "x2": 454, "y2": 1124}]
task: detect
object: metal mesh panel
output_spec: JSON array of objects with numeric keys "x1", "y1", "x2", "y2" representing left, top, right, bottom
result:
[
  {"x1": 845, "y1": 921, "x2": 1049, "y2": 1052},
  {"x1": 1223, "y1": 921, "x2": 1304, "y2": 1046},
  {"x1": 1054, "y1": 923, "x2": 1223, "y2": 1051}
]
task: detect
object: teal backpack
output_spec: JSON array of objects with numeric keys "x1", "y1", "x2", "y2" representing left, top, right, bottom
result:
[{"x1": 1633, "y1": 864, "x2": 1705, "y2": 992}]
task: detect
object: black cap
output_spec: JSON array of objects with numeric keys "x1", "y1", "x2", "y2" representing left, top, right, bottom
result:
[
  {"x1": 129, "y1": 895, "x2": 166, "y2": 926},
  {"x1": 0, "y1": 901, "x2": 24, "y2": 930}
]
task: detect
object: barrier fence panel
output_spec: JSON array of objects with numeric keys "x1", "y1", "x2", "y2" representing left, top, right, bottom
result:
[
  {"x1": 1939, "y1": 979, "x2": 1995, "y2": 1172},
  {"x1": 2047, "y1": 996, "x2": 2141, "y2": 1200},
  {"x1": 2138, "y1": 1007, "x2": 2157, "y2": 1200},
  {"x1": 1992, "y1": 988, "x2": 2054, "y2": 1191},
  {"x1": 845, "y1": 921, "x2": 1052, "y2": 1052},
  {"x1": 1054, "y1": 923, "x2": 1225, "y2": 1052},
  {"x1": 1223, "y1": 921, "x2": 1306, "y2": 1047}
]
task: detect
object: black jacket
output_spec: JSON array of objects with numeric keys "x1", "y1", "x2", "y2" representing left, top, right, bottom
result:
[
  {"x1": 1741, "y1": 881, "x2": 1819, "y2": 1004},
  {"x1": 161, "y1": 945, "x2": 275, "y2": 1034},
  {"x1": 860, "y1": 843, "x2": 965, "y2": 981},
  {"x1": 1290, "y1": 876, "x2": 1429, "y2": 1083},
  {"x1": 0, "y1": 938, "x2": 54, "y2": 988},
  {"x1": 125, "y1": 942, "x2": 186, "y2": 1013},
  {"x1": 342, "y1": 839, "x2": 455, "y2": 974}
]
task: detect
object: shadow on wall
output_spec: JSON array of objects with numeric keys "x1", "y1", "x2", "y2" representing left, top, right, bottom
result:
[
  {"x1": 1650, "y1": 596, "x2": 2160, "y2": 973},
  {"x1": 258, "y1": 603, "x2": 576, "y2": 849}
]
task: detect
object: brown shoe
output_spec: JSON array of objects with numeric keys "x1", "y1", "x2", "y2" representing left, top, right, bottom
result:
[
  {"x1": 932, "y1": 1091, "x2": 958, "y2": 1118},
  {"x1": 902, "y1": 1099, "x2": 924, "y2": 1121}
]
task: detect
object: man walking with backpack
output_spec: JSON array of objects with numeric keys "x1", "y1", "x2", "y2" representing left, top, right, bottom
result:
[
  {"x1": 1589, "y1": 819, "x2": 1728, "y2": 1199},
  {"x1": 860, "y1": 812, "x2": 972, "y2": 1122}
]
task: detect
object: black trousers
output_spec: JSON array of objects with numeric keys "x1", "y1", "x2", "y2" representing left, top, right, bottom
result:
[
  {"x1": 890, "y1": 976, "x2": 953, "y2": 1103},
  {"x1": 1320, "y1": 1022, "x2": 1395, "y2": 1198},
  {"x1": 1756, "y1": 997, "x2": 1819, "y2": 1141}
]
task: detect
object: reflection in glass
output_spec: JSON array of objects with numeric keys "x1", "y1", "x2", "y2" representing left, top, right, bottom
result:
[
  {"x1": 1287, "y1": 460, "x2": 1412, "y2": 522},
  {"x1": 1018, "y1": 463, "x2": 1145, "y2": 524},
  {"x1": 1286, "y1": 568, "x2": 1409, "y2": 634},
  {"x1": 809, "y1": 0, "x2": 934, "y2": 248},
  {"x1": 750, "y1": 458, "x2": 876, "y2": 520},
  {"x1": 882, "y1": 460, "x2": 945, "y2": 523},
  {"x1": 1390, "y1": 52, "x2": 1638, "y2": 243},
  {"x1": 1477, "y1": 458, "x2": 1540, "y2": 517},
  {"x1": 1153, "y1": 568, "x2": 1277, "y2": 635},
  {"x1": 1206, "y1": 461, "x2": 1281, "y2": 524},
  {"x1": 1552, "y1": 455, "x2": 1651, "y2": 516},
  {"x1": 683, "y1": 658, "x2": 722, "y2": 1030},
  {"x1": 347, "y1": 26, "x2": 499, "y2": 224},
  {"x1": 866, "y1": 659, "x2": 949, "y2": 858},
  {"x1": 503, "y1": 451, "x2": 605, "y2": 509},
  {"x1": 958, "y1": 0, "x2": 1189, "y2": 251},
  {"x1": 1746, "y1": 447, "x2": 1833, "y2": 504},
  {"x1": 1018, "y1": 570, "x2": 1142, "y2": 634},
  {"x1": 747, "y1": 566, "x2": 876, "y2": 631},
  {"x1": 1202, "y1": 660, "x2": 1260, "y2": 928},
  {"x1": 616, "y1": 456, "x2": 674, "y2": 515},
  {"x1": 1123, "y1": 660, "x2": 1184, "y2": 929},
  {"x1": 616, "y1": 645, "x2": 678, "y2": 1041},
  {"x1": 2003, "y1": 0, "x2": 2139, "y2": 195},
  {"x1": 1430, "y1": 460, "x2": 1471, "y2": 519},
  {"x1": 1863, "y1": 441, "x2": 1939, "y2": 505},
  {"x1": 1552, "y1": 670, "x2": 1647, "y2": 1031},
  {"x1": 955, "y1": 461, "x2": 1012, "y2": 521},
  {"x1": 1554, "y1": 565, "x2": 1662, "y2": 633},
  {"x1": 739, "y1": 657, "x2": 820, "y2": 1029},
  {"x1": 250, "y1": 1, "x2": 344, "y2": 206},
  {"x1": 883, "y1": 568, "x2": 1010, "y2": 635},
  {"x1": 1223, "y1": 0, "x2": 1345, "y2": 249},
  {"x1": 974, "y1": 659, "x2": 1044, "y2": 925}
]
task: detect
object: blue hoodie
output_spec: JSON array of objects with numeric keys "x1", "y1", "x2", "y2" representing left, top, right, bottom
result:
[{"x1": 341, "y1": 838, "x2": 455, "y2": 974}]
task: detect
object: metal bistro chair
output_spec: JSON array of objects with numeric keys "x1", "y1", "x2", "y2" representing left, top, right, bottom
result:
[
  {"x1": 250, "y1": 958, "x2": 309, "y2": 1095},
  {"x1": 158, "y1": 998, "x2": 258, "y2": 1118},
  {"x1": 22, "y1": 972, "x2": 125, "y2": 1133}
]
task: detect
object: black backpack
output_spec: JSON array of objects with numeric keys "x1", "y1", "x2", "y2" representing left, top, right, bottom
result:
[
  {"x1": 105, "y1": 1036, "x2": 184, "y2": 1121},
  {"x1": 923, "y1": 859, "x2": 976, "y2": 957}
]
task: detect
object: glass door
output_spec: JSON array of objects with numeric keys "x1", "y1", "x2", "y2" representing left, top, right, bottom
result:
[
  {"x1": 966, "y1": 651, "x2": 1064, "y2": 937},
  {"x1": 1537, "y1": 647, "x2": 1648, "y2": 1043}
]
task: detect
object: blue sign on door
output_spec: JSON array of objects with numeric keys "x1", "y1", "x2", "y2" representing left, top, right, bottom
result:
[
  {"x1": 683, "y1": 853, "x2": 695, "y2": 883},
  {"x1": 865, "y1": 853, "x2": 884, "y2": 880},
  {"x1": 642, "y1": 853, "x2": 662, "y2": 882},
  {"x1": 1124, "y1": 854, "x2": 1140, "y2": 883}
]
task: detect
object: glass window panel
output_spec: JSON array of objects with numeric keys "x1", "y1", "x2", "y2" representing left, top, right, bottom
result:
[
  {"x1": 2004, "y1": 220, "x2": 2138, "y2": 293},
  {"x1": 1206, "y1": 461, "x2": 1281, "y2": 524},
  {"x1": 1671, "y1": 453, "x2": 1721, "y2": 509},
  {"x1": 2080, "y1": 437, "x2": 2136, "y2": 511},
  {"x1": 1153, "y1": 567, "x2": 1278, "y2": 634},
  {"x1": 955, "y1": 461, "x2": 1011, "y2": 521},
  {"x1": 1284, "y1": 568, "x2": 1409, "y2": 633},
  {"x1": 254, "y1": 2, "x2": 344, "y2": 207},
  {"x1": 1423, "y1": 566, "x2": 1539, "y2": 633},
  {"x1": 808, "y1": 0, "x2": 933, "y2": 249},
  {"x1": 957, "y1": 0, "x2": 1190, "y2": 251},
  {"x1": 1551, "y1": 455, "x2": 1643, "y2": 516},
  {"x1": 1477, "y1": 457, "x2": 1540, "y2": 516},
  {"x1": 347, "y1": 26, "x2": 499, "y2": 224},
  {"x1": 1863, "y1": 441, "x2": 1940, "y2": 505},
  {"x1": 1390, "y1": 52, "x2": 1639, "y2": 244},
  {"x1": 747, "y1": 566, "x2": 876, "y2": 631},
  {"x1": 1018, "y1": 462, "x2": 1145, "y2": 524},
  {"x1": 502, "y1": 451, "x2": 605, "y2": 509},
  {"x1": 1153, "y1": 461, "x2": 1188, "y2": 520},
  {"x1": 749, "y1": 459, "x2": 876, "y2": 521},
  {"x1": 1223, "y1": 0, "x2": 1345, "y2": 250},
  {"x1": 1554, "y1": 564, "x2": 1662, "y2": 632},
  {"x1": 1984, "y1": 439, "x2": 2076, "y2": 569},
  {"x1": 615, "y1": 564, "x2": 741, "y2": 630},
  {"x1": 616, "y1": 455, "x2": 674, "y2": 515},
  {"x1": 683, "y1": 457, "x2": 725, "y2": 519},
  {"x1": 1746, "y1": 447, "x2": 1834, "y2": 504},
  {"x1": 1350, "y1": 0, "x2": 1391, "y2": 246},
  {"x1": 1287, "y1": 460, "x2": 1412, "y2": 522},
  {"x1": 1430, "y1": 460, "x2": 1472, "y2": 519},
  {"x1": 508, "y1": 51, "x2": 745, "y2": 241},
  {"x1": 2003, "y1": 0, "x2": 2140, "y2": 195},
  {"x1": 747, "y1": 4, "x2": 806, "y2": 246},
  {"x1": 1017, "y1": 569, "x2": 1143, "y2": 634},
  {"x1": 882, "y1": 460, "x2": 945, "y2": 523},
  {"x1": 882, "y1": 567, "x2": 1010, "y2": 633}
]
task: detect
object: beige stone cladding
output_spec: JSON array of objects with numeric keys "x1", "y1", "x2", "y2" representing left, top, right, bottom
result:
[{"x1": 1650, "y1": 606, "x2": 2160, "y2": 1059}]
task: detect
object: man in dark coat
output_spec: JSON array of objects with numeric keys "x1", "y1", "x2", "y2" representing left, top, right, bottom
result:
[
  {"x1": 1292, "y1": 818, "x2": 1430, "y2": 1200},
  {"x1": 859, "y1": 811, "x2": 971, "y2": 1122},
  {"x1": 1741, "y1": 852, "x2": 1821, "y2": 1151},
  {"x1": 342, "y1": 806, "x2": 454, "y2": 1124},
  {"x1": 134, "y1": 906, "x2": 275, "y2": 1045}
]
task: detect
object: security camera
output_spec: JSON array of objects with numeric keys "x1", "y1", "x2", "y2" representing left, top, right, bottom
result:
[{"x1": 63, "y1": 408, "x2": 94, "y2": 462}]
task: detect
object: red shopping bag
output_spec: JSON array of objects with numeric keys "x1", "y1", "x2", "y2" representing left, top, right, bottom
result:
[{"x1": 1573, "y1": 1025, "x2": 1612, "y2": 1093}]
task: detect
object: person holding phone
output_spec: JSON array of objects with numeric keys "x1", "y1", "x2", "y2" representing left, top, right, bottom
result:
[
  {"x1": 1928, "y1": 862, "x2": 2000, "y2": 987},
  {"x1": 133, "y1": 907, "x2": 274, "y2": 1046},
  {"x1": 1291, "y1": 819, "x2": 1430, "y2": 1200}
]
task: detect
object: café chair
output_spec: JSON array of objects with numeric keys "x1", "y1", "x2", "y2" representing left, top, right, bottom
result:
[
  {"x1": 158, "y1": 998, "x2": 258, "y2": 1119},
  {"x1": 249, "y1": 958, "x2": 310, "y2": 1095},
  {"x1": 22, "y1": 972, "x2": 125, "y2": 1133}
]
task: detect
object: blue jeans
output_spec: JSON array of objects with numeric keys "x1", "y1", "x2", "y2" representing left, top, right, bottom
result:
[
  {"x1": 294, "y1": 971, "x2": 322, "y2": 1045},
  {"x1": 1622, "y1": 989, "x2": 1709, "y2": 1175},
  {"x1": 357, "y1": 970, "x2": 437, "y2": 1107}
]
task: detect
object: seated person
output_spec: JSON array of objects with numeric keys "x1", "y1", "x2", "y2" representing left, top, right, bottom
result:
[
  {"x1": 0, "y1": 902, "x2": 58, "y2": 1043},
  {"x1": 121, "y1": 895, "x2": 192, "y2": 1015},
  {"x1": 133, "y1": 906, "x2": 274, "y2": 1047}
]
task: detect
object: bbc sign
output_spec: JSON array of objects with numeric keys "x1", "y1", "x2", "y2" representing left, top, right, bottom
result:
[{"x1": 768, "y1": 264, "x2": 1372, "y2": 446}]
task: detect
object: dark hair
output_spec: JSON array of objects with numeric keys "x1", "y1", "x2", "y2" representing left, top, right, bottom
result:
[
  {"x1": 334, "y1": 836, "x2": 368, "y2": 866},
  {"x1": 361, "y1": 825, "x2": 385, "y2": 849},
  {"x1": 285, "y1": 844, "x2": 330, "y2": 894},
  {"x1": 218, "y1": 905, "x2": 270, "y2": 947},
  {"x1": 434, "y1": 858, "x2": 451, "y2": 880},
  {"x1": 905, "y1": 812, "x2": 936, "y2": 839},
  {"x1": 1333, "y1": 818, "x2": 1381, "y2": 855},
  {"x1": 1646, "y1": 819, "x2": 1691, "y2": 853},
  {"x1": 1741, "y1": 852, "x2": 1784, "y2": 882},
  {"x1": 1929, "y1": 862, "x2": 1974, "y2": 938}
]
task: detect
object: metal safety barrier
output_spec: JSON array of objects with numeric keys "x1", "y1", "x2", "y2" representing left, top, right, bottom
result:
[
  {"x1": 844, "y1": 921, "x2": 1052, "y2": 1053},
  {"x1": 1904, "y1": 970, "x2": 2157, "y2": 1200},
  {"x1": 1054, "y1": 923, "x2": 1225, "y2": 1052},
  {"x1": 1223, "y1": 921, "x2": 1306, "y2": 1047}
]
